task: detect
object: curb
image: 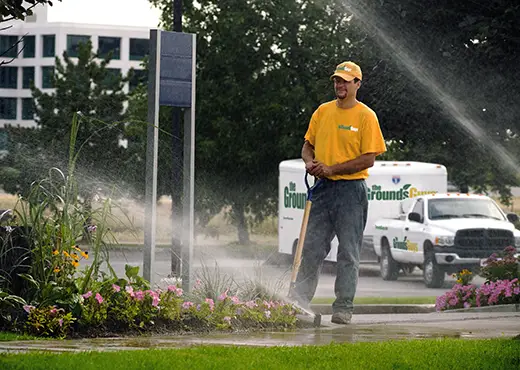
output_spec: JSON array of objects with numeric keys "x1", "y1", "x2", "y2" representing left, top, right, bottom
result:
[
  {"x1": 443, "y1": 304, "x2": 520, "y2": 314},
  {"x1": 309, "y1": 304, "x2": 436, "y2": 315}
]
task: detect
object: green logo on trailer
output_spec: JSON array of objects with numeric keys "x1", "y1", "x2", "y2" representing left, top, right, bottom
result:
[{"x1": 284, "y1": 182, "x2": 306, "y2": 209}]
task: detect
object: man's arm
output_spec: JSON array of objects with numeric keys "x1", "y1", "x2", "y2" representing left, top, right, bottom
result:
[
  {"x1": 301, "y1": 140, "x2": 315, "y2": 165},
  {"x1": 313, "y1": 153, "x2": 376, "y2": 178}
]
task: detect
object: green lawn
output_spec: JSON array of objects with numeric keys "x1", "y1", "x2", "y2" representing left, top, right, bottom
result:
[
  {"x1": 312, "y1": 296, "x2": 436, "y2": 305},
  {"x1": 0, "y1": 339, "x2": 518, "y2": 369},
  {"x1": 0, "y1": 333, "x2": 42, "y2": 341}
]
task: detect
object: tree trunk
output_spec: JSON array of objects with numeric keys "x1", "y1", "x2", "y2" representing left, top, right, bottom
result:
[{"x1": 233, "y1": 202, "x2": 250, "y2": 245}]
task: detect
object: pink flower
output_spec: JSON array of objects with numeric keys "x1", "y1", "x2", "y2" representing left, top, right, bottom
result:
[
  {"x1": 23, "y1": 305, "x2": 35, "y2": 313},
  {"x1": 152, "y1": 296, "x2": 160, "y2": 307},
  {"x1": 205, "y1": 298, "x2": 215, "y2": 311},
  {"x1": 218, "y1": 289, "x2": 229, "y2": 301},
  {"x1": 223, "y1": 316, "x2": 232, "y2": 323},
  {"x1": 464, "y1": 302, "x2": 471, "y2": 309},
  {"x1": 245, "y1": 301, "x2": 257, "y2": 309},
  {"x1": 112, "y1": 284, "x2": 121, "y2": 292},
  {"x1": 49, "y1": 307, "x2": 57, "y2": 315},
  {"x1": 231, "y1": 296, "x2": 240, "y2": 305},
  {"x1": 126, "y1": 285, "x2": 135, "y2": 297},
  {"x1": 134, "y1": 291, "x2": 145, "y2": 301},
  {"x1": 167, "y1": 285, "x2": 183, "y2": 297},
  {"x1": 182, "y1": 301, "x2": 194, "y2": 310},
  {"x1": 95, "y1": 293, "x2": 103, "y2": 304},
  {"x1": 82, "y1": 291, "x2": 92, "y2": 299},
  {"x1": 58, "y1": 319, "x2": 63, "y2": 327}
]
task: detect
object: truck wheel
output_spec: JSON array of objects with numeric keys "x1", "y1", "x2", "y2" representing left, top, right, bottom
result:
[
  {"x1": 423, "y1": 251, "x2": 445, "y2": 288},
  {"x1": 380, "y1": 239, "x2": 399, "y2": 281}
]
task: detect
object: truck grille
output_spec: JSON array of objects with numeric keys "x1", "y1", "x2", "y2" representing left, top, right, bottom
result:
[{"x1": 455, "y1": 229, "x2": 514, "y2": 249}]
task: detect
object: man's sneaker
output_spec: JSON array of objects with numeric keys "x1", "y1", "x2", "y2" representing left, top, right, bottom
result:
[{"x1": 331, "y1": 312, "x2": 352, "y2": 324}]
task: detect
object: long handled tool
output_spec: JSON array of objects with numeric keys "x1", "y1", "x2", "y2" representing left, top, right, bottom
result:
[{"x1": 288, "y1": 172, "x2": 322, "y2": 298}]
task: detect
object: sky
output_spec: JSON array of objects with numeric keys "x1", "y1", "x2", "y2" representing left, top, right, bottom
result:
[{"x1": 46, "y1": 0, "x2": 162, "y2": 27}]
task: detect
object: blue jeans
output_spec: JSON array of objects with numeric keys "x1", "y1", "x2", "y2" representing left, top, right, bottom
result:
[{"x1": 294, "y1": 179, "x2": 368, "y2": 313}]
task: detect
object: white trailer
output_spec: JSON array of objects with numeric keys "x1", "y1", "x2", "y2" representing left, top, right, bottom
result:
[{"x1": 278, "y1": 159, "x2": 448, "y2": 263}]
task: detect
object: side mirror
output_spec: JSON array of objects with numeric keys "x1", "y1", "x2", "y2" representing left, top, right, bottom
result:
[
  {"x1": 506, "y1": 213, "x2": 519, "y2": 223},
  {"x1": 408, "y1": 212, "x2": 422, "y2": 223}
]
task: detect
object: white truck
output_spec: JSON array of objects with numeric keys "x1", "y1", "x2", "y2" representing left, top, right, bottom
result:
[
  {"x1": 278, "y1": 159, "x2": 448, "y2": 265},
  {"x1": 372, "y1": 193, "x2": 520, "y2": 288}
]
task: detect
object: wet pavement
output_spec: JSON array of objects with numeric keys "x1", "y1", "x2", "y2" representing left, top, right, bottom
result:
[{"x1": 1, "y1": 310, "x2": 519, "y2": 353}]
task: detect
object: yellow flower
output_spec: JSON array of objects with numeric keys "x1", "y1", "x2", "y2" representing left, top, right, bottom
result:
[
  {"x1": 73, "y1": 245, "x2": 82, "y2": 252},
  {"x1": 80, "y1": 251, "x2": 89, "y2": 260},
  {"x1": 53, "y1": 267, "x2": 60, "y2": 273},
  {"x1": 71, "y1": 260, "x2": 79, "y2": 268},
  {"x1": 70, "y1": 252, "x2": 79, "y2": 260},
  {"x1": 63, "y1": 251, "x2": 70, "y2": 258},
  {"x1": 52, "y1": 249, "x2": 59, "y2": 256}
]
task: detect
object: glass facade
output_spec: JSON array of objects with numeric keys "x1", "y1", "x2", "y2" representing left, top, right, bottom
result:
[
  {"x1": 0, "y1": 98, "x2": 17, "y2": 120},
  {"x1": 98, "y1": 36, "x2": 121, "y2": 60},
  {"x1": 0, "y1": 35, "x2": 18, "y2": 58},
  {"x1": 23, "y1": 67, "x2": 35, "y2": 89},
  {"x1": 0, "y1": 67, "x2": 18, "y2": 89},
  {"x1": 42, "y1": 35, "x2": 55, "y2": 57},
  {"x1": 23, "y1": 35, "x2": 35, "y2": 58},
  {"x1": 42, "y1": 66, "x2": 54, "y2": 89},
  {"x1": 22, "y1": 98, "x2": 34, "y2": 120},
  {"x1": 129, "y1": 38, "x2": 148, "y2": 61},
  {"x1": 67, "y1": 35, "x2": 91, "y2": 57}
]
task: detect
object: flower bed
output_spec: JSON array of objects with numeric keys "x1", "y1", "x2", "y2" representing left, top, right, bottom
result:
[
  {"x1": 0, "y1": 116, "x2": 301, "y2": 339},
  {"x1": 436, "y1": 246, "x2": 520, "y2": 311}
]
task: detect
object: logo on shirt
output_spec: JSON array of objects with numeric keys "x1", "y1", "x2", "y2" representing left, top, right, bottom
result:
[
  {"x1": 338, "y1": 124, "x2": 358, "y2": 132},
  {"x1": 392, "y1": 176, "x2": 400, "y2": 184}
]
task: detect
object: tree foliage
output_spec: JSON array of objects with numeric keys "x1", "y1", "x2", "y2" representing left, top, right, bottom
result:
[
  {"x1": 1, "y1": 41, "x2": 130, "y2": 197},
  {"x1": 0, "y1": 0, "x2": 61, "y2": 22}
]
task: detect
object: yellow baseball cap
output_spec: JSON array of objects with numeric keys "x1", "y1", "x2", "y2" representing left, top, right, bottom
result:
[{"x1": 330, "y1": 61, "x2": 362, "y2": 81}]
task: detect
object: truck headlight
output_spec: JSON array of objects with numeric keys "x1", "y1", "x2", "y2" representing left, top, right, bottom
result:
[{"x1": 435, "y1": 236, "x2": 455, "y2": 246}]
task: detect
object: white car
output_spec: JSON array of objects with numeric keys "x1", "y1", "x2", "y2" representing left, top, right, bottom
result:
[{"x1": 372, "y1": 193, "x2": 520, "y2": 288}]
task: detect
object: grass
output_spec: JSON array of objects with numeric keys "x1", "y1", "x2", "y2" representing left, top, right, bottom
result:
[
  {"x1": 0, "y1": 332, "x2": 42, "y2": 341},
  {"x1": 0, "y1": 339, "x2": 518, "y2": 369},
  {"x1": 312, "y1": 296, "x2": 436, "y2": 305}
]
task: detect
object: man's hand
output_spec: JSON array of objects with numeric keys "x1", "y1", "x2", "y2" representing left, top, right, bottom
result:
[{"x1": 306, "y1": 160, "x2": 334, "y2": 178}]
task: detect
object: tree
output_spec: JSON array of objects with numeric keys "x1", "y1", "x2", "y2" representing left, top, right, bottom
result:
[
  {"x1": 0, "y1": 0, "x2": 61, "y2": 22},
  {"x1": 146, "y1": 0, "x2": 380, "y2": 243},
  {"x1": 1, "y1": 41, "x2": 130, "y2": 199}
]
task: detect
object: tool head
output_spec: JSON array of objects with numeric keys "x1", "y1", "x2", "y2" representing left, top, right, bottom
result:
[{"x1": 313, "y1": 314, "x2": 322, "y2": 327}]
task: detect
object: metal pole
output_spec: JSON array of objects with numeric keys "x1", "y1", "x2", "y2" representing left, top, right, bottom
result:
[
  {"x1": 170, "y1": 0, "x2": 183, "y2": 278},
  {"x1": 181, "y1": 33, "x2": 196, "y2": 293},
  {"x1": 144, "y1": 29, "x2": 161, "y2": 284}
]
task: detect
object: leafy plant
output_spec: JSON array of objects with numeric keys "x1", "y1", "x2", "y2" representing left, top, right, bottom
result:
[
  {"x1": 480, "y1": 246, "x2": 520, "y2": 282},
  {"x1": 24, "y1": 305, "x2": 75, "y2": 339}
]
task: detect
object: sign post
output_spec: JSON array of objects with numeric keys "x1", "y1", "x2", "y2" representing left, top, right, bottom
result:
[{"x1": 144, "y1": 29, "x2": 196, "y2": 292}]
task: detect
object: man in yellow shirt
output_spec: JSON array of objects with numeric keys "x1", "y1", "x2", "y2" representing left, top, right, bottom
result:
[{"x1": 295, "y1": 61, "x2": 387, "y2": 324}]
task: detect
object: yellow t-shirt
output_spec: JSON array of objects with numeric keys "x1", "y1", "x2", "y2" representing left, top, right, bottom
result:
[{"x1": 304, "y1": 101, "x2": 387, "y2": 180}]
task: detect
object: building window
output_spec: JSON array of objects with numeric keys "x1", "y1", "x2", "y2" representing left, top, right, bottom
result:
[
  {"x1": 0, "y1": 35, "x2": 19, "y2": 58},
  {"x1": 42, "y1": 66, "x2": 54, "y2": 88},
  {"x1": 98, "y1": 36, "x2": 121, "y2": 60},
  {"x1": 129, "y1": 38, "x2": 148, "y2": 61},
  {"x1": 0, "y1": 98, "x2": 17, "y2": 120},
  {"x1": 23, "y1": 35, "x2": 35, "y2": 58},
  {"x1": 22, "y1": 98, "x2": 34, "y2": 120},
  {"x1": 129, "y1": 69, "x2": 147, "y2": 91},
  {"x1": 0, "y1": 67, "x2": 18, "y2": 89},
  {"x1": 23, "y1": 67, "x2": 35, "y2": 89},
  {"x1": 67, "y1": 35, "x2": 90, "y2": 58},
  {"x1": 42, "y1": 35, "x2": 55, "y2": 57}
]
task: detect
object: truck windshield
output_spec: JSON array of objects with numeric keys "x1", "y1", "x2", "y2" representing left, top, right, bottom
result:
[{"x1": 428, "y1": 198, "x2": 505, "y2": 221}]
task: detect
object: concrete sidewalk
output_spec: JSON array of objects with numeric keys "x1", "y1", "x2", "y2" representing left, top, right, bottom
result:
[{"x1": 0, "y1": 310, "x2": 518, "y2": 353}]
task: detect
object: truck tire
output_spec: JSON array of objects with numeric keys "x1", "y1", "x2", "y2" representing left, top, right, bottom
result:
[
  {"x1": 423, "y1": 249, "x2": 445, "y2": 288},
  {"x1": 380, "y1": 239, "x2": 399, "y2": 281}
]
